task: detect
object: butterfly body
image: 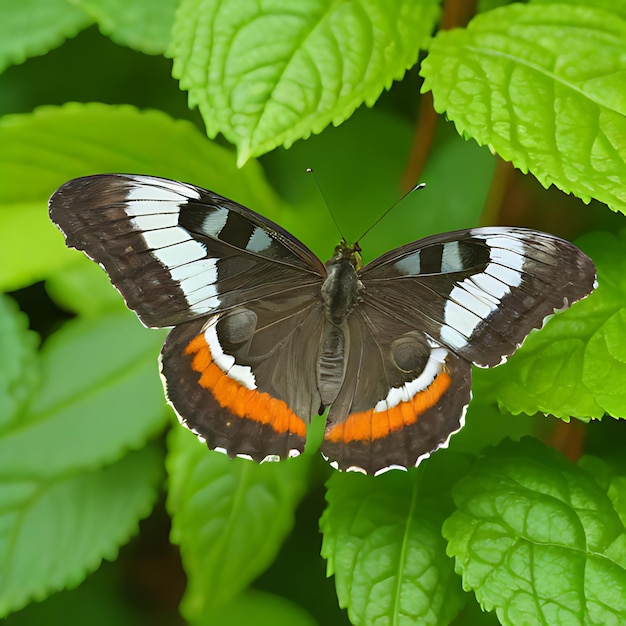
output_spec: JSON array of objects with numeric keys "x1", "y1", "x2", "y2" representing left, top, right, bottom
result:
[{"x1": 49, "y1": 174, "x2": 597, "y2": 475}]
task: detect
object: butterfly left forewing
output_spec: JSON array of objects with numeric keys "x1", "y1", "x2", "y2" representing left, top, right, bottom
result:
[{"x1": 49, "y1": 174, "x2": 325, "y2": 328}]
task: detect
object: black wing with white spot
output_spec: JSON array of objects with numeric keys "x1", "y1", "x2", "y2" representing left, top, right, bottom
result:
[
  {"x1": 359, "y1": 227, "x2": 597, "y2": 368},
  {"x1": 49, "y1": 174, "x2": 326, "y2": 328}
]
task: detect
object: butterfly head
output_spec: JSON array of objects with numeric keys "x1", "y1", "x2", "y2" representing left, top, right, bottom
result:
[{"x1": 331, "y1": 238, "x2": 362, "y2": 271}]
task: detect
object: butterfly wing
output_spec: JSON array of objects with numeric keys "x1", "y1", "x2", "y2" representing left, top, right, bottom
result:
[
  {"x1": 359, "y1": 227, "x2": 597, "y2": 367},
  {"x1": 49, "y1": 174, "x2": 327, "y2": 461},
  {"x1": 321, "y1": 306, "x2": 471, "y2": 474},
  {"x1": 49, "y1": 174, "x2": 325, "y2": 328},
  {"x1": 321, "y1": 227, "x2": 596, "y2": 473}
]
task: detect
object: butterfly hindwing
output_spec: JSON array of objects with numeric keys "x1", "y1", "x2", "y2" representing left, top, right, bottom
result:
[
  {"x1": 160, "y1": 290, "x2": 325, "y2": 461},
  {"x1": 321, "y1": 306, "x2": 472, "y2": 474}
]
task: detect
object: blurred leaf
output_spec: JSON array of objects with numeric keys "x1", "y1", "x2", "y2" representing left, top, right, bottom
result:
[
  {"x1": 444, "y1": 438, "x2": 626, "y2": 625},
  {"x1": 0, "y1": 303, "x2": 167, "y2": 615},
  {"x1": 0, "y1": 295, "x2": 39, "y2": 433},
  {"x1": 3, "y1": 560, "x2": 144, "y2": 626},
  {"x1": 169, "y1": 0, "x2": 440, "y2": 165},
  {"x1": 0, "y1": 0, "x2": 92, "y2": 74},
  {"x1": 196, "y1": 589, "x2": 317, "y2": 626},
  {"x1": 0, "y1": 311, "x2": 168, "y2": 478},
  {"x1": 447, "y1": 394, "x2": 538, "y2": 460},
  {"x1": 0, "y1": 443, "x2": 163, "y2": 617},
  {"x1": 421, "y1": 3, "x2": 626, "y2": 213},
  {"x1": 477, "y1": 230, "x2": 626, "y2": 420},
  {"x1": 167, "y1": 427, "x2": 310, "y2": 621},
  {"x1": 77, "y1": 0, "x2": 177, "y2": 55},
  {"x1": 46, "y1": 256, "x2": 129, "y2": 318},
  {"x1": 0, "y1": 103, "x2": 281, "y2": 291},
  {"x1": 321, "y1": 453, "x2": 469, "y2": 626}
]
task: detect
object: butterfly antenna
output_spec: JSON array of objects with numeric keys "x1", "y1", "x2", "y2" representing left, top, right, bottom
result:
[
  {"x1": 356, "y1": 182, "x2": 426, "y2": 243},
  {"x1": 306, "y1": 168, "x2": 346, "y2": 241}
]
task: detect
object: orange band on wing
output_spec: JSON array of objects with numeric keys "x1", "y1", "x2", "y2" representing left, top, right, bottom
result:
[
  {"x1": 184, "y1": 334, "x2": 307, "y2": 436},
  {"x1": 325, "y1": 371, "x2": 452, "y2": 443}
]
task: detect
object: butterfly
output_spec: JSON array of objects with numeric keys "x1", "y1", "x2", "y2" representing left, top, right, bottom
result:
[{"x1": 49, "y1": 174, "x2": 597, "y2": 475}]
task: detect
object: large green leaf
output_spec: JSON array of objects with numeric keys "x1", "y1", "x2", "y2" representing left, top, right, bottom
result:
[
  {"x1": 0, "y1": 300, "x2": 167, "y2": 615},
  {"x1": 321, "y1": 453, "x2": 469, "y2": 626},
  {"x1": 169, "y1": 0, "x2": 440, "y2": 165},
  {"x1": 0, "y1": 444, "x2": 163, "y2": 617},
  {"x1": 0, "y1": 311, "x2": 167, "y2": 477},
  {"x1": 0, "y1": 296, "x2": 39, "y2": 433},
  {"x1": 195, "y1": 589, "x2": 317, "y2": 626},
  {"x1": 421, "y1": 3, "x2": 626, "y2": 213},
  {"x1": 0, "y1": 103, "x2": 281, "y2": 291},
  {"x1": 167, "y1": 428, "x2": 310, "y2": 621},
  {"x1": 444, "y1": 438, "x2": 626, "y2": 625}
]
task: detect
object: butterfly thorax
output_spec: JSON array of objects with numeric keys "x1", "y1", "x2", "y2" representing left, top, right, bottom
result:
[{"x1": 321, "y1": 240, "x2": 363, "y2": 327}]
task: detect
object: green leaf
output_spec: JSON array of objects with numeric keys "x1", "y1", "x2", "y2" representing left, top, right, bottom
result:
[
  {"x1": 0, "y1": 443, "x2": 163, "y2": 617},
  {"x1": 0, "y1": 311, "x2": 168, "y2": 478},
  {"x1": 578, "y1": 455, "x2": 626, "y2": 528},
  {"x1": 444, "y1": 437, "x2": 626, "y2": 625},
  {"x1": 477, "y1": 230, "x2": 626, "y2": 421},
  {"x1": 0, "y1": 103, "x2": 280, "y2": 291},
  {"x1": 0, "y1": 305, "x2": 167, "y2": 615},
  {"x1": 320, "y1": 453, "x2": 469, "y2": 626},
  {"x1": 580, "y1": 232, "x2": 626, "y2": 418},
  {"x1": 195, "y1": 589, "x2": 317, "y2": 626},
  {"x1": 166, "y1": 427, "x2": 310, "y2": 621},
  {"x1": 0, "y1": 295, "x2": 39, "y2": 433},
  {"x1": 420, "y1": 3, "x2": 626, "y2": 213},
  {"x1": 169, "y1": 0, "x2": 440, "y2": 165},
  {"x1": 0, "y1": 0, "x2": 92, "y2": 74},
  {"x1": 531, "y1": 0, "x2": 626, "y2": 21},
  {"x1": 76, "y1": 0, "x2": 177, "y2": 55},
  {"x1": 45, "y1": 257, "x2": 129, "y2": 318}
]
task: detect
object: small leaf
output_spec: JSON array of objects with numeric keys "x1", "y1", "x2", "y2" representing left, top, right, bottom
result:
[
  {"x1": 477, "y1": 230, "x2": 626, "y2": 420},
  {"x1": 421, "y1": 3, "x2": 626, "y2": 213},
  {"x1": 0, "y1": 103, "x2": 280, "y2": 290},
  {"x1": 320, "y1": 453, "x2": 469, "y2": 626},
  {"x1": 0, "y1": 0, "x2": 91, "y2": 74},
  {"x1": 76, "y1": 0, "x2": 177, "y2": 55},
  {"x1": 169, "y1": 0, "x2": 440, "y2": 165},
  {"x1": 166, "y1": 427, "x2": 310, "y2": 621},
  {"x1": 444, "y1": 438, "x2": 626, "y2": 625},
  {"x1": 0, "y1": 295, "x2": 39, "y2": 433},
  {"x1": 0, "y1": 443, "x2": 163, "y2": 617},
  {"x1": 0, "y1": 312, "x2": 168, "y2": 478}
]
